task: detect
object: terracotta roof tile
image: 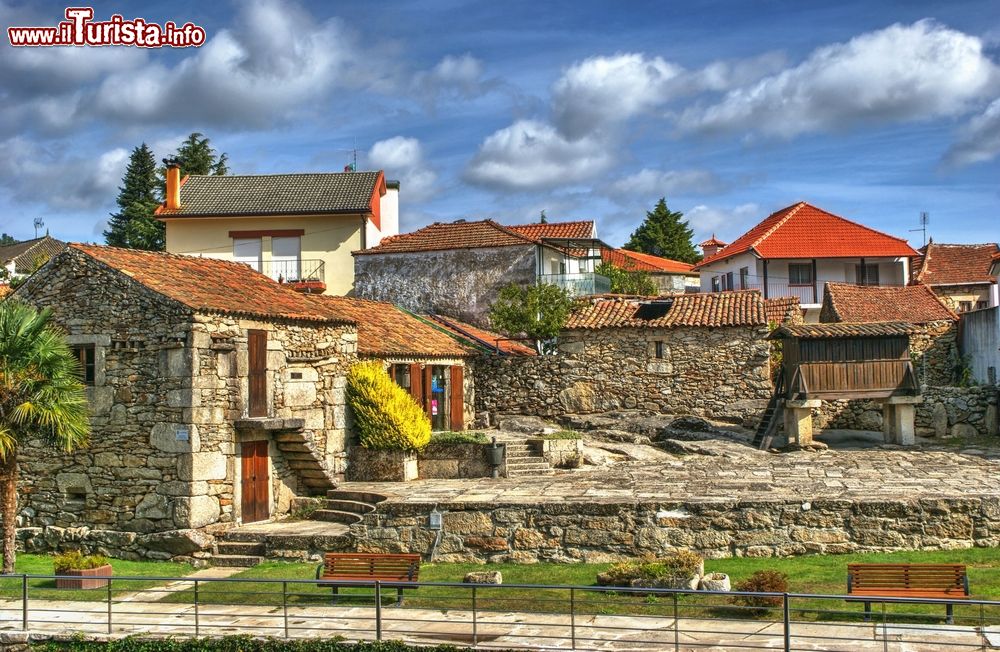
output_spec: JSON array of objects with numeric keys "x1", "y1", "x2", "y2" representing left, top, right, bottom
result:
[
  {"x1": 699, "y1": 235, "x2": 727, "y2": 247},
  {"x1": 565, "y1": 290, "x2": 767, "y2": 330},
  {"x1": 764, "y1": 296, "x2": 801, "y2": 324},
  {"x1": 694, "y1": 202, "x2": 918, "y2": 268},
  {"x1": 0, "y1": 284, "x2": 10, "y2": 299},
  {"x1": 506, "y1": 221, "x2": 595, "y2": 240},
  {"x1": 70, "y1": 244, "x2": 346, "y2": 324},
  {"x1": 822, "y1": 282, "x2": 958, "y2": 324},
  {"x1": 600, "y1": 247, "x2": 697, "y2": 274},
  {"x1": 308, "y1": 296, "x2": 472, "y2": 358},
  {"x1": 354, "y1": 220, "x2": 536, "y2": 255},
  {"x1": 770, "y1": 322, "x2": 922, "y2": 340},
  {"x1": 913, "y1": 242, "x2": 999, "y2": 286},
  {"x1": 426, "y1": 315, "x2": 537, "y2": 356}
]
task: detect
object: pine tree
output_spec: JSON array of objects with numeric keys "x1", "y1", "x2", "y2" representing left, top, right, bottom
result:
[
  {"x1": 170, "y1": 132, "x2": 228, "y2": 176},
  {"x1": 104, "y1": 144, "x2": 162, "y2": 250},
  {"x1": 0, "y1": 234, "x2": 16, "y2": 247},
  {"x1": 624, "y1": 198, "x2": 701, "y2": 264}
]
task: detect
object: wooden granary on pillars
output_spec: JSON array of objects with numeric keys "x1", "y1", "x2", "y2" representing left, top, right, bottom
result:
[{"x1": 765, "y1": 322, "x2": 922, "y2": 447}]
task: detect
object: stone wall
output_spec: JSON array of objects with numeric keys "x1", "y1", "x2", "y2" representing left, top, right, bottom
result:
[
  {"x1": 474, "y1": 325, "x2": 772, "y2": 425},
  {"x1": 910, "y1": 320, "x2": 959, "y2": 387},
  {"x1": 354, "y1": 245, "x2": 536, "y2": 327},
  {"x1": 418, "y1": 443, "x2": 493, "y2": 479},
  {"x1": 813, "y1": 385, "x2": 999, "y2": 438},
  {"x1": 352, "y1": 496, "x2": 1000, "y2": 562}
]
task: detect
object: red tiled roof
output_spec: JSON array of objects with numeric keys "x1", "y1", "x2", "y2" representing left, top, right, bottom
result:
[
  {"x1": 764, "y1": 296, "x2": 801, "y2": 325},
  {"x1": 70, "y1": 244, "x2": 346, "y2": 324},
  {"x1": 822, "y1": 282, "x2": 958, "y2": 324},
  {"x1": 770, "y1": 322, "x2": 923, "y2": 340},
  {"x1": 913, "y1": 242, "x2": 999, "y2": 286},
  {"x1": 600, "y1": 247, "x2": 697, "y2": 274},
  {"x1": 699, "y1": 235, "x2": 727, "y2": 247},
  {"x1": 426, "y1": 314, "x2": 537, "y2": 356},
  {"x1": 565, "y1": 290, "x2": 767, "y2": 329},
  {"x1": 354, "y1": 220, "x2": 536, "y2": 255},
  {"x1": 506, "y1": 220, "x2": 595, "y2": 240},
  {"x1": 308, "y1": 296, "x2": 472, "y2": 358},
  {"x1": 694, "y1": 202, "x2": 918, "y2": 268}
]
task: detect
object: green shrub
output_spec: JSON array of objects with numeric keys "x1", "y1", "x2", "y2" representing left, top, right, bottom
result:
[
  {"x1": 540, "y1": 430, "x2": 581, "y2": 440},
  {"x1": 596, "y1": 551, "x2": 703, "y2": 586},
  {"x1": 430, "y1": 431, "x2": 490, "y2": 445},
  {"x1": 347, "y1": 361, "x2": 431, "y2": 452},
  {"x1": 729, "y1": 570, "x2": 789, "y2": 613},
  {"x1": 53, "y1": 551, "x2": 110, "y2": 574}
]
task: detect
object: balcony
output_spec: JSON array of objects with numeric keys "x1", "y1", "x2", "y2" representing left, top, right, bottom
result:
[
  {"x1": 538, "y1": 272, "x2": 611, "y2": 297},
  {"x1": 257, "y1": 259, "x2": 326, "y2": 293},
  {"x1": 718, "y1": 276, "x2": 903, "y2": 304}
]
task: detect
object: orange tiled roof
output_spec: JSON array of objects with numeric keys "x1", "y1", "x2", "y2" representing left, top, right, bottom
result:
[
  {"x1": 70, "y1": 244, "x2": 347, "y2": 324},
  {"x1": 693, "y1": 202, "x2": 918, "y2": 268},
  {"x1": 770, "y1": 322, "x2": 923, "y2": 340},
  {"x1": 600, "y1": 247, "x2": 696, "y2": 274},
  {"x1": 0, "y1": 284, "x2": 10, "y2": 299},
  {"x1": 913, "y1": 242, "x2": 999, "y2": 286},
  {"x1": 426, "y1": 314, "x2": 537, "y2": 356},
  {"x1": 354, "y1": 220, "x2": 536, "y2": 255},
  {"x1": 565, "y1": 290, "x2": 767, "y2": 330},
  {"x1": 764, "y1": 296, "x2": 801, "y2": 324},
  {"x1": 699, "y1": 235, "x2": 727, "y2": 247},
  {"x1": 308, "y1": 296, "x2": 472, "y2": 358},
  {"x1": 506, "y1": 220, "x2": 595, "y2": 240},
  {"x1": 822, "y1": 282, "x2": 958, "y2": 324}
]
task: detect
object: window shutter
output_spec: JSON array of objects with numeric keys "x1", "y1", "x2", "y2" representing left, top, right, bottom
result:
[
  {"x1": 449, "y1": 366, "x2": 465, "y2": 431},
  {"x1": 409, "y1": 363, "x2": 423, "y2": 405}
]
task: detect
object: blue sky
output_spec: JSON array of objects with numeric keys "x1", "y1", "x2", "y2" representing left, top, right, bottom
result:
[{"x1": 1, "y1": 0, "x2": 998, "y2": 249}]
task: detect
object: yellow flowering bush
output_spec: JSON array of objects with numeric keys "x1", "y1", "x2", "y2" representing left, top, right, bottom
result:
[{"x1": 347, "y1": 361, "x2": 431, "y2": 451}]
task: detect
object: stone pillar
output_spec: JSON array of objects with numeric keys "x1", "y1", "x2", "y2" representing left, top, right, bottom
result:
[
  {"x1": 881, "y1": 396, "x2": 923, "y2": 446},
  {"x1": 784, "y1": 399, "x2": 821, "y2": 446}
]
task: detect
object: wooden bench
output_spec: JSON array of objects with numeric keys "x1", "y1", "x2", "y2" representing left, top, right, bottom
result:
[
  {"x1": 847, "y1": 563, "x2": 970, "y2": 623},
  {"x1": 316, "y1": 553, "x2": 421, "y2": 606}
]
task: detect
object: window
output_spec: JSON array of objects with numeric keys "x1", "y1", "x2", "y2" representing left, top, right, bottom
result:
[
  {"x1": 654, "y1": 341, "x2": 664, "y2": 359},
  {"x1": 233, "y1": 238, "x2": 262, "y2": 272},
  {"x1": 73, "y1": 344, "x2": 95, "y2": 386},
  {"x1": 959, "y1": 301, "x2": 973, "y2": 313},
  {"x1": 788, "y1": 263, "x2": 814, "y2": 286},
  {"x1": 711, "y1": 276, "x2": 721, "y2": 292},
  {"x1": 739, "y1": 267, "x2": 749, "y2": 290},
  {"x1": 725, "y1": 272, "x2": 734, "y2": 290},
  {"x1": 976, "y1": 301, "x2": 988, "y2": 310},
  {"x1": 856, "y1": 263, "x2": 880, "y2": 286},
  {"x1": 391, "y1": 364, "x2": 410, "y2": 390},
  {"x1": 271, "y1": 236, "x2": 301, "y2": 282}
]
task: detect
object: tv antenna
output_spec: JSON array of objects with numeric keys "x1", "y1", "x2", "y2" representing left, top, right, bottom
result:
[
  {"x1": 338, "y1": 138, "x2": 359, "y2": 171},
  {"x1": 909, "y1": 211, "x2": 929, "y2": 246},
  {"x1": 33, "y1": 217, "x2": 44, "y2": 238}
]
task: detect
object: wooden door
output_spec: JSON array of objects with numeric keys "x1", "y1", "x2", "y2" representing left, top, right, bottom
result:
[
  {"x1": 240, "y1": 440, "x2": 269, "y2": 523},
  {"x1": 449, "y1": 366, "x2": 464, "y2": 431},
  {"x1": 248, "y1": 330, "x2": 267, "y2": 418}
]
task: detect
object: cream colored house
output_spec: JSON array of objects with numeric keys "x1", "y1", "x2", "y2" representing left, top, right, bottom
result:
[{"x1": 157, "y1": 162, "x2": 399, "y2": 296}]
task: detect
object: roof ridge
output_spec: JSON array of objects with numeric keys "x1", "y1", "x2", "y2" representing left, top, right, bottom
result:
[
  {"x1": 184, "y1": 170, "x2": 379, "y2": 179},
  {"x1": 486, "y1": 220, "x2": 547, "y2": 245},
  {"x1": 796, "y1": 202, "x2": 911, "y2": 245},
  {"x1": 748, "y1": 201, "x2": 806, "y2": 252}
]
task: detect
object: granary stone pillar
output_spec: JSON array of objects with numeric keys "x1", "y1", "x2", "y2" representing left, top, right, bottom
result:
[
  {"x1": 784, "y1": 399, "x2": 821, "y2": 446},
  {"x1": 881, "y1": 396, "x2": 923, "y2": 446}
]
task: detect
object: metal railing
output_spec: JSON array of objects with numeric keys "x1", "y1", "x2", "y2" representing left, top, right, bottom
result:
[
  {"x1": 538, "y1": 272, "x2": 611, "y2": 297},
  {"x1": 3, "y1": 573, "x2": 1000, "y2": 650},
  {"x1": 709, "y1": 277, "x2": 906, "y2": 303},
  {"x1": 253, "y1": 259, "x2": 325, "y2": 284}
]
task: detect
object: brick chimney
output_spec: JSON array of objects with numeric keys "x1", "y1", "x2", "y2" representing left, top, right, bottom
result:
[
  {"x1": 700, "y1": 234, "x2": 727, "y2": 259},
  {"x1": 163, "y1": 158, "x2": 182, "y2": 210}
]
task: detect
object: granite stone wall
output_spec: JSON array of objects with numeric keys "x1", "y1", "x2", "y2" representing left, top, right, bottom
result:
[
  {"x1": 353, "y1": 244, "x2": 536, "y2": 327},
  {"x1": 474, "y1": 325, "x2": 772, "y2": 425},
  {"x1": 910, "y1": 320, "x2": 960, "y2": 387}
]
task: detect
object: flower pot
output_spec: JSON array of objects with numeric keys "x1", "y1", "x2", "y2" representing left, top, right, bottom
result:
[
  {"x1": 699, "y1": 572, "x2": 731, "y2": 592},
  {"x1": 631, "y1": 574, "x2": 700, "y2": 591},
  {"x1": 56, "y1": 564, "x2": 112, "y2": 590}
]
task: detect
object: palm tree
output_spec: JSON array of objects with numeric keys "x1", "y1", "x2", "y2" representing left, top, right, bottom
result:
[{"x1": 0, "y1": 301, "x2": 90, "y2": 573}]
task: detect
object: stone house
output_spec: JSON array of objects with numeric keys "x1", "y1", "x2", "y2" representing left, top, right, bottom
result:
[
  {"x1": 475, "y1": 291, "x2": 773, "y2": 424},
  {"x1": 911, "y1": 241, "x2": 999, "y2": 312},
  {"x1": 819, "y1": 282, "x2": 959, "y2": 386},
  {"x1": 599, "y1": 247, "x2": 700, "y2": 294},
  {"x1": 353, "y1": 219, "x2": 607, "y2": 326},
  {"x1": 157, "y1": 162, "x2": 399, "y2": 296},
  {"x1": 10, "y1": 245, "x2": 481, "y2": 557},
  {"x1": 0, "y1": 234, "x2": 66, "y2": 279}
]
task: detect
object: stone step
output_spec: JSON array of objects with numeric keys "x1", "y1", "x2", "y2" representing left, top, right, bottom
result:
[
  {"x1": 312, "y1": 509, "x2": 363, "y2": 525},
  {"x1": 506, "y1": 452, "x2": 543, "y2": 459},
  {"x1": 216, "y1": 541, "x2": 265, "y2": 556},
  {"x1": 274, "y1": 432, "x2": 307, "y2": 443},
  {"x1": 326, "y1": 490, "x2": 388, "y2": 504},
  {"x1": 275, "y1": 442, "x2": 315, "y2": 454},
  {"x1": 506, "y1": 464, "x2": 551, "y2": 472},
  {"x1": 296, "y1": 469, "x2": 332, "y2": 479},
  {"x1": 324, "y1": 499, "x2": 376, "y2": 514},
  {"x1": 220, "y1": 530, "x2": 268, "y2": 544},
  {"x1": 506, "y1": 468, "x2": 555, "y2": 477},
  {"x1": 211, "y1": 554, "x2": 264, "y2": 568}
]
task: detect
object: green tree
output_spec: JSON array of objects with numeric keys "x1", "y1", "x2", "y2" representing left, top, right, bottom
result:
[
  {"x1": 624, "y1": 198, "x2": 701, "y2": 264},
  {"x1": 0, "y1": 301, "x2": 90, "y2": 573},
  {"x1": 0, "y1": 234, "x2": 15, "y2": 247},
  {"x1": 489, "y1": 283, "x2": 574, "y2": 353},
  {"x1": 104, "y1": 144, "x2": 162, "y2": 251},
  {"x1": 166, "y1": 132, "x2": 229, "y2": 178},
  {"x1": 596, "y1": 261, "x2": 657, "y2": 296}
]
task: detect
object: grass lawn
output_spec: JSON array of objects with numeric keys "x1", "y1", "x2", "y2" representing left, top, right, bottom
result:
[
  {"x1": 0, "y1": 554, "x2": 194, "y2": 602},
  {"x1": 159, "y1": 548, "x2": 1000, "y2": 625}
]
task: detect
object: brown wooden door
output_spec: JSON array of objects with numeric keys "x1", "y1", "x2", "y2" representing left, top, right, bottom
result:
[
  {"x1": 248, "y1": 330, "x2": 267, "y2": 417},
  {"x1": 240, "y1": 440, "x2": 269, "y2": 523},
  {"x1": 449, "y1": 366, "x2": 464, "y2": 431}
]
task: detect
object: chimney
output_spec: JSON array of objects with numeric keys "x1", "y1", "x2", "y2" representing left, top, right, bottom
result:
[
  {"x1": 700, "y1": 234, "x2": 727, "y2": 259},
  {"x1": 163, "y1": 158, "x2": 182, "y2": 210}
]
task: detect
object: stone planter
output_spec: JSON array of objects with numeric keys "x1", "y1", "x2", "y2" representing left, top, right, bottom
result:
[
  {"x1": 530, "y1": 437, "x2": 584, "y2": 469},
  {"x1": 56, "y1": 565, "x2": 112, "y2": 590},
  {"x1": 418, "y1": 443, "x2": 491, "y2": 479},
  {"x1": 699, "y1": 573, "x2": 731, "y2": 592},
  {"x1": 347, "y1": 447, "x2": 418, "y2": 482},
  {"x1": 630, "y1": 575, "x2": 700, "y2": 591}
]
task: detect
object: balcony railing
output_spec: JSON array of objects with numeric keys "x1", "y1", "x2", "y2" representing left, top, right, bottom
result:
[
  {"x1": 712, "y1": 276, "x2": 904, "y2": 304},
  {"x1": 255, "y1": 259, "x2": 325, "y2": 284},
  {"x1": 538, "y1": 272, "x2": 611, "y2": 297}
]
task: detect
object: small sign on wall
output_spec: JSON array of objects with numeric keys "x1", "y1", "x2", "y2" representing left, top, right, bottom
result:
[{"x1": 175, "y1": 429, "x2": 190, "y2": 442}]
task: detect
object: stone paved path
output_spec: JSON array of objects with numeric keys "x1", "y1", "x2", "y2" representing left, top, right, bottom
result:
[{"x1": 341, "y1": 445, "x2": 1000, "y2": 505}]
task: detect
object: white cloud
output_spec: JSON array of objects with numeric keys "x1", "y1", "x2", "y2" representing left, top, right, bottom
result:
[
  {"x1": 368, "y1": 136, "x2": 437, "y2": 202},
  {"x1": 680, "y1": 20, "x2": 999, "y2": 138},
  {"x1": 944, "y1": 97, "x2": 1000, "y2": 166},
  {"x1": 608, "y1": 168, "x2": 727, "y2": 198},
  {"x1": 412, "y1": 53, "x2": 498, "y2": 103},
  {"x1": 685, "y1": 203, "x2": 761, "y2": 241},
  {"x1": 0, "y1": 138, "x2": 127, "y2": 210},
  {"x1": 552, "y1": 53, "x2": 682, "y2": 138},
  {"x1": 464, "y1": 119, "x2": 614, "y2": 191}
]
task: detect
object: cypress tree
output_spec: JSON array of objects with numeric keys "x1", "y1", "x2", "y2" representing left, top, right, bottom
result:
[
  {"x1": 624, "y1": 197, "x2": 701, "y2": 264},
  {"x1": 104, "y1": 144, "x2": 162, "y2": 250}
]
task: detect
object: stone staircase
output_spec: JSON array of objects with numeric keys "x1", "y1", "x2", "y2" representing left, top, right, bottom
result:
[
  {"x1": 501, "y1": 438, "x2": 554, "y2": 478},
  {"x1": 311, "y1": 489, "x2": 387, "y2": 525},
  {"x1": 211, "y1": 531, "x2": 267, "y2": 568},
  {"x1": 274, "y1": 431, "x2": 337, "y2": 496}
]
